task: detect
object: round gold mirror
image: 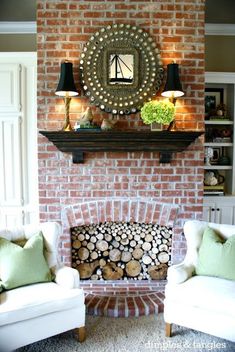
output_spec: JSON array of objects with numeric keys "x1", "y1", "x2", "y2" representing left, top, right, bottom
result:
[{"x1": 80, "y1": 23, "x2": 163, "y2": 115}]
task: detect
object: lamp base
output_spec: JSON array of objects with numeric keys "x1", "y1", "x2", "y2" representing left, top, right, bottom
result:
[
  {"x1": 61, "y1": 97, "x2": 73, "y2": 131},
  {"x1": 167, "y1": 120, "x2": 177, "y2": 131},
  {"x1": 169, "y1": 96, "x2": 177, "y2": 105},
  {"x1": 61, "y1": 121, "x2": 73, "y2": 131}
]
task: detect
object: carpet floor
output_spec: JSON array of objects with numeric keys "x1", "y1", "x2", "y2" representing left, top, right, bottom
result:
[{"x1": 18, "y1": 313, "x2": 235, "y2": 352}]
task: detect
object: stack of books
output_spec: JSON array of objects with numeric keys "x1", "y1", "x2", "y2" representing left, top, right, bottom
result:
[{"x1": 204, "y1": 184, "x2": 225, "y2": 196}]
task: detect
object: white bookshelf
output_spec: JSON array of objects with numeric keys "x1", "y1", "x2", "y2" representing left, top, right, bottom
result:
[{"x1": 203, "y1": 73, "x2": 235, "y2": 224}]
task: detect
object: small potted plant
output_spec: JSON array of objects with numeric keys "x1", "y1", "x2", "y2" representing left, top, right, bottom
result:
[{"x1": 140, "y1": 100, "x2": 175, "y2": 129}]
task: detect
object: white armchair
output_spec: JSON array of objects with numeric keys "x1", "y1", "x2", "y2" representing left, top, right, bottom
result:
[
  {"x1": 0, "y1": 222, "x2": 86, "y2": 351},
  {"x1": 164, "y1": 220, "x2": 235, "y2": 342}
]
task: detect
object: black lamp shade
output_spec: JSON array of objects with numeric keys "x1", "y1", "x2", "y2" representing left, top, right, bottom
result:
[
  {"x1": 161, "y1": 63, "x2": 184, "y2": 98},
  {"x1": 55, "y1": 61, "x2": 78, "y2": 97}
]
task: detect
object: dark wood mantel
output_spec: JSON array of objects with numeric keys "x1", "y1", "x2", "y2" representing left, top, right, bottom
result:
[{"x1": 40, "y1": 130, "x2": 203, "y2": 164}]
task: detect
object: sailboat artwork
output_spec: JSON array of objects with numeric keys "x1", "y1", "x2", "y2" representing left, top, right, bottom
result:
[{"x1": 109, "y1": 54, "x2": 134, "y2": 85}]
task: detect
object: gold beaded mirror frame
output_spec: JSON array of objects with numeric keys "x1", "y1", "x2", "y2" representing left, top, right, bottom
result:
[{"x1": 79, "y1": 23, "x2": 164, "y2": 115}]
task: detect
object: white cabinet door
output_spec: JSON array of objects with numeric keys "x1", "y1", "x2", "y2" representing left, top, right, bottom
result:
[
  {"x1": 0, "y1": 208, "x2": 24, "y2": 227},
  {"x1": 0, "y1": 54, "x2": 38, "y2": 227},
  {"x1": 202, "y1": 204, "x2": 216, "y2": 222},
  {"x1": 0, "y1": 116, "x2": 23, "y2": 207},
  {"x1": 215, "y1": 206, "x2": 235, "y2": 225},
  {"x1": 0, "y1": 64, "x2": 20, "y2": 113},
  {"x1": 203, "y1": 197, "x2": 235, "y2": 225}
]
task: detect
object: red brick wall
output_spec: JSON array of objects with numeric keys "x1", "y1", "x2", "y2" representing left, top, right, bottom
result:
[{"x1": 37, "y1": 0, "x2": 205, "y2": 264}]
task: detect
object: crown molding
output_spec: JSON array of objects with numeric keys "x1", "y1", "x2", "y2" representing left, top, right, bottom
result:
[
  {"x1": 205, "y1": 23, "x2": 235, "y2": 36},
  {"x1": 205, "y1": 72, "x2": 235, "y2": 84},
  {"x1": 1, "y1": 22, "x2": 234, "y2": 36},
  {"x1": 0, "y1": 21, "x2": 36, "y2": 34}
]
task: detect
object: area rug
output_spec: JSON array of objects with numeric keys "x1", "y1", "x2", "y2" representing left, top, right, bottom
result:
[{"x1": 18, "y1": 313, "x2": 235, "y2": 352}]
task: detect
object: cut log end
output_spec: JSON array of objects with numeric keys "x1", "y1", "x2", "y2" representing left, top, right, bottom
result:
[{"x1": 126, "y1": 260, "x2": 141, "y2": 277}]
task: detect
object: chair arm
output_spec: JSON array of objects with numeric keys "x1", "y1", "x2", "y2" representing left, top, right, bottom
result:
[
  {"x1": 167, "y1": 262, "x2": 194, "y2": 285},
  {"x1": 55, "y1": 266, "x2": 80, "y2": 289}
]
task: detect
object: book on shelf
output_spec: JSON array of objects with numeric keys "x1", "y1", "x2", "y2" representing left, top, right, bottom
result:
[
  {"x1": 203, "y1": 184, "x2": 225, "y2": 196},
  {"x1": 204, "y1": 185, "x2": 224, "y2": 191},
  {"x1": 213, "y1": 137, "x2": 232, "y2": 143},
  {"x1": 204, "y1": 191, "x2": 224, "y2": 196},
  {"x1": 208, "y1": 116, "x2": 231, "y2": 121}
]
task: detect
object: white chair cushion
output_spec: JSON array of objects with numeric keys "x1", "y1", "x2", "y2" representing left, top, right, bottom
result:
[
  {"x1": 165, "y1": 275, "x2": 235, "y2": 317},
  {"x1": 0, "y1": 282, "x2": 84, "y2": 326}
]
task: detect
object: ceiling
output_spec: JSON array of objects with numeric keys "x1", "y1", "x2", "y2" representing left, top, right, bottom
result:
[
  {"x1": 206, "y1": 0, "x2": 235, "y2": 23},
  {"x1": 0, "y1": 0, "x2": 36, "y2": 21},
  {"x1": 0, "y1": 0, "x2": 235, "y2": 23}
]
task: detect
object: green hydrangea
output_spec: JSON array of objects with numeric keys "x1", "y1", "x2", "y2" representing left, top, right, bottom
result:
[{"x1": 140, "y1": 100, "x2": 175, "y2": 125}]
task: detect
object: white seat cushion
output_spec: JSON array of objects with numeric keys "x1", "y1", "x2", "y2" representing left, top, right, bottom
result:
[
  {"x1": 0, "y1": 282, "x2": 84, "y2": 326},
  {"x1": 165, "y1": 275, "x2": 235, "y2": 317}
]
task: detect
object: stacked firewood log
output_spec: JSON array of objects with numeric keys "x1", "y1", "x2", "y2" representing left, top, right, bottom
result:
[{"x1": 71, "y1": 222, "x2": 172, "y2": 280}]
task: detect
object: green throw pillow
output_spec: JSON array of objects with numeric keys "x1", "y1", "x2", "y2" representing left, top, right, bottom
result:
[
  {"x1": 0, "y1": 232, "x2": 52, "y2": 291},
  {"x1": 195, "y1": 226, "x2": 235, "y2": 281}
]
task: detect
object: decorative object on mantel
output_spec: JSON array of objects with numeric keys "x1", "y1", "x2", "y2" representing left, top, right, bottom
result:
[
  {"x1": 40, "y1": 130, "x2": 203, "y2": 164},
  {"x1": 101, "y1": 116, "x2": 117, "y2": 130},
  {"x1": 74, "y1": 107, "x2": 100, "y2": 131},
  {"x1": 161, "y1": 62, "x2": 184, "y2": 131},
  {"x1": 79, "y1": 23, "x2": 164, "y2": 115},
  {"x1": 151, "y1": 122, "x2": 163, "y2": 131},
  {"x1": 76, "y1": 107, "x2": 93, "y2": 128},
  {"x1": 55, "y1": 61, "x2": 78, "y2": 131},
  {"x1": 140, "y1": 100, "x2": 175, "y2": 130}
]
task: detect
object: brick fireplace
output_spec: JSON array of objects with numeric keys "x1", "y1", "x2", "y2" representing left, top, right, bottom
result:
[{"x1": 37, "y1": 0, "x2": 205, "y2": 271}]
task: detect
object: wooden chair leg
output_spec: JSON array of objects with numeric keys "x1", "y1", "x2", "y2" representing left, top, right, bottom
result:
[
  {"x1": 165, "y1": 323, "x2": 172, "y2": 337},
  {"x1": 74, "y1": 326, "x2": 86, "y2": 342}
]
